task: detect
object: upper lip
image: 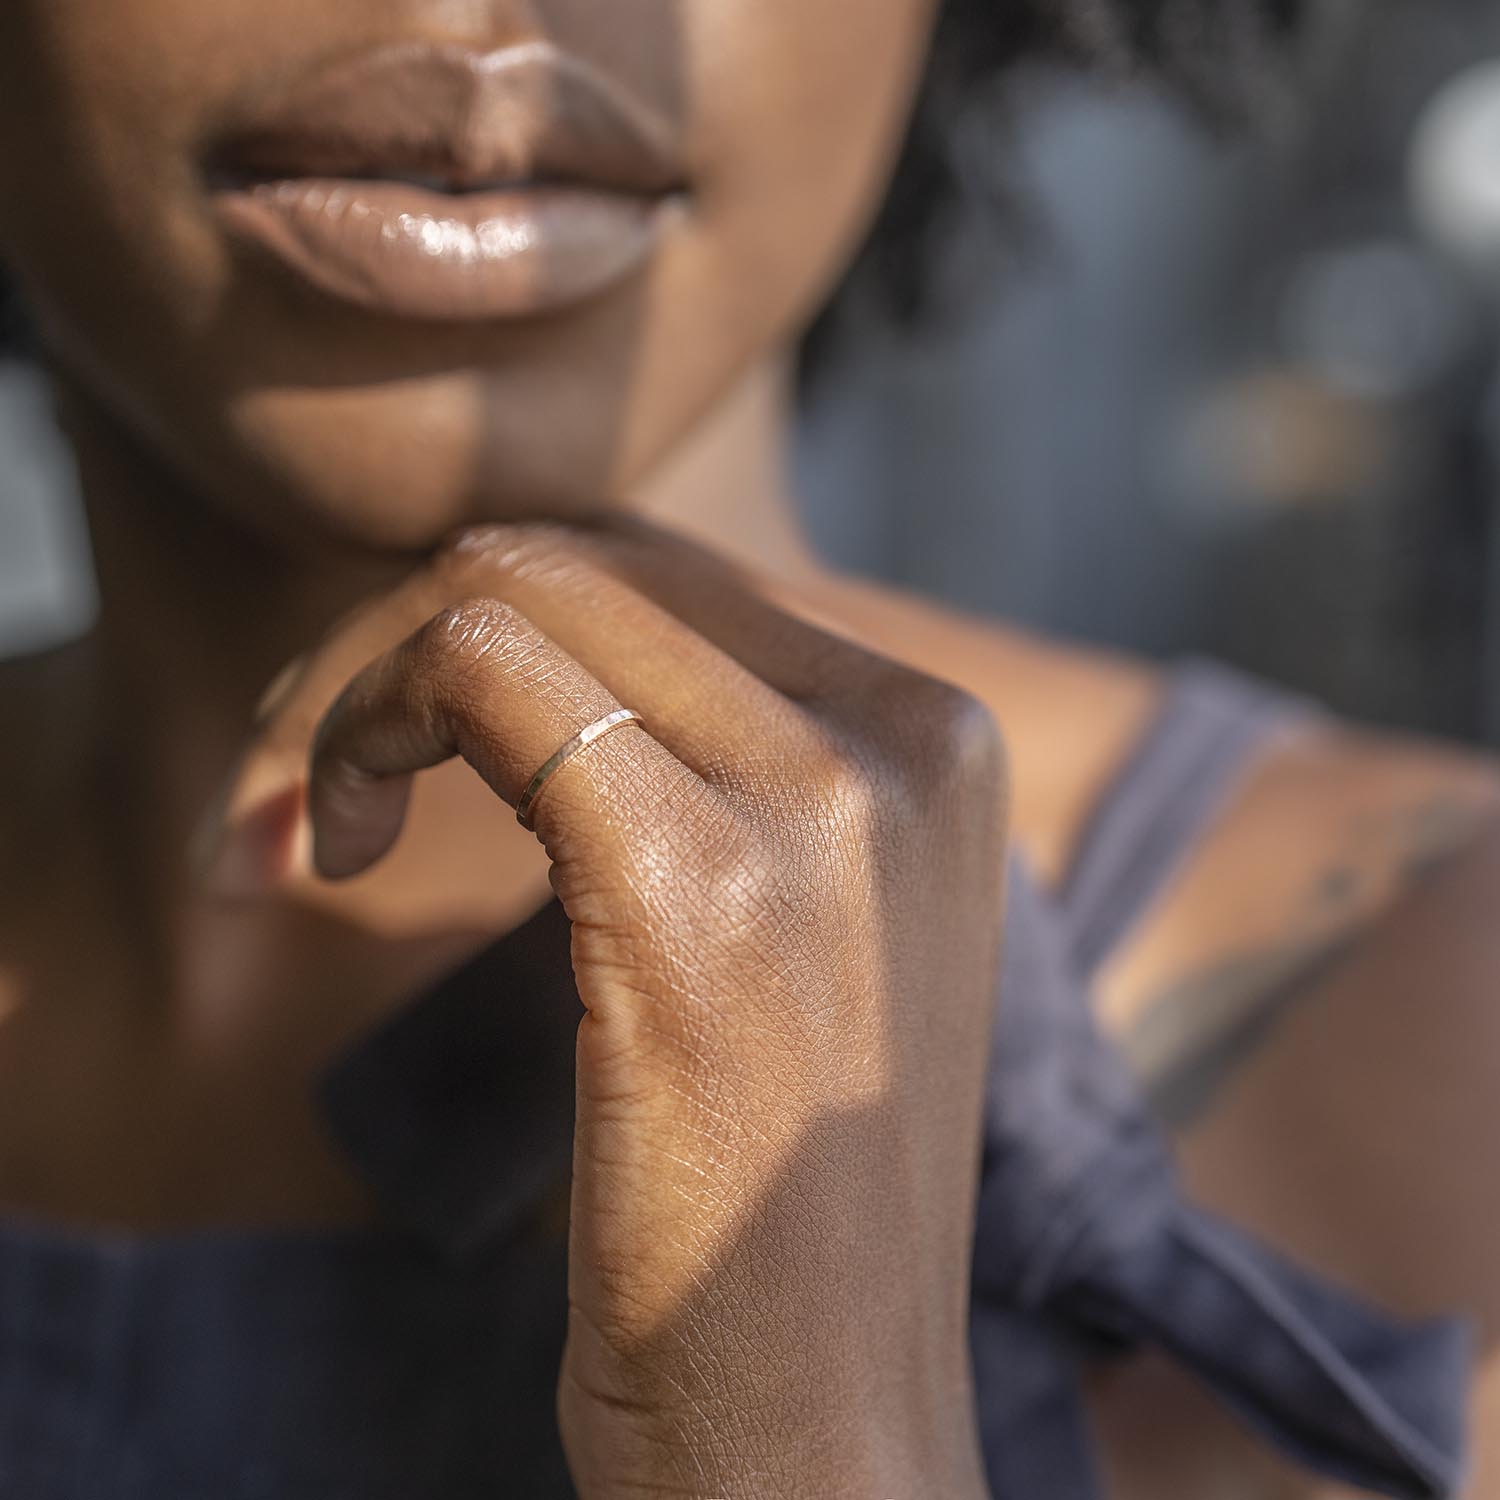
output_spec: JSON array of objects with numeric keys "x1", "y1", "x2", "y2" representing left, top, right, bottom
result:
[{"x1": 205, "y1": 39, "x2": 687, "y2": 197}]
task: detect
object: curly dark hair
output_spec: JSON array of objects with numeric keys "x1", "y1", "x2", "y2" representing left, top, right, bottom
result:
[
  {"x1": 804, "y1": 0, "x2": 1307, "y2": 357},
  {"x1": 0, "y1": 0, "x2": 1307, "y2": 360}
]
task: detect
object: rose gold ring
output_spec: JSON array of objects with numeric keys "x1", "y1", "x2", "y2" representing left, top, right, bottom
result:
[{"x1": 515, "y1": 708, "x2": 646, "y2": 831}]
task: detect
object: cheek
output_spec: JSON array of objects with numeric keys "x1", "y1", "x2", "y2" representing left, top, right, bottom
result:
[
  {"x1": 690, "y1": 1, "x2": 937, "y2": 290},
  {"x1": 591, "y1": 0, "x2": 940, "y2": 480},
  {"x1": 0, "y1": 1, "x2": 263, "y2": 337}
]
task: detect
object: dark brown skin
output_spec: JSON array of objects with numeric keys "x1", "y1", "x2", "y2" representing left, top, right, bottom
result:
[
  {"x1": 3, "y1": 1, "x2": 1500, "y2": 1496},
  {"x1": 286, "y1": 518, "x2": 1006, "y2": 1496},
  {"x1": 0, "y1": 0, "x2": 932, "y2": 547}
]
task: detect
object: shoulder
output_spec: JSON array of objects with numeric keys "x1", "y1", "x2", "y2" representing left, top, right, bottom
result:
[
  {"x1": 821, "y1": 563, "x2": 1498, "y2": 901},
  {"x1": 1109, "y1": 741, "x2": 1500, "y2": 1497},
  {"x1": 816, "y1": 568, "x2": 1500, "y2": 1069},
  {"x1": 811, "y1": 562, "x2": 1500, "y2": 968},
  {"x1": 981, "y1": 622, "x2": 1500, "y2": 1104},
  {"x1": 1100, "y1": 701, "x2": 1500, "y2": 1099},
  {"x1": 827, "y1": 603, "x2": 1500, "y2": 1497}
]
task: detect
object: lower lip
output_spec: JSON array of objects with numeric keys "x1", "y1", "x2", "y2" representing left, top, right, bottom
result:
[{"x1": 212, "y1": 178, "x2": 673, "y2": 321}]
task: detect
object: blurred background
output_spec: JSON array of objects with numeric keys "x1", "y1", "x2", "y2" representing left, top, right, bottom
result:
[{"x1": 7, "y1": 0, "x2": 1500, "y2": 743}]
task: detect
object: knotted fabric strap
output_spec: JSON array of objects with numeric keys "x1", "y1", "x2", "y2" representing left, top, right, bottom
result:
[
  {"x1": 970, "y1": 1176, "x2": 1471, "y2": 1498},
  {"x1": 1081, "y1": 1208, "x2": 1470, "y2": 1495},
  {"x1": 967, "y1": 856, "x2": 1472, "y2": 1499}
]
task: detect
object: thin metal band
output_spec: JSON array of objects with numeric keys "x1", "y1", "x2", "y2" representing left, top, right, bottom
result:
[{"x1": 515, "y1": 708, "x2": 646, "y2": 830}]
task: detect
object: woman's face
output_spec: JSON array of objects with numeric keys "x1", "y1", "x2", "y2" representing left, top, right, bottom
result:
[{"x1": 0, "y1": 1, "x2": 938, "y2": 550}]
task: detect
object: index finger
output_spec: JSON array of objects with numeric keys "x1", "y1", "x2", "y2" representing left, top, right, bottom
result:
[{"x1": 307, "y1": 595, "x2": 713, "y2": 879}]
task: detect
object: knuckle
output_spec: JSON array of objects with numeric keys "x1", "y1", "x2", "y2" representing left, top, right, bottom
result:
[
  {"x1": 422, "y1": 596, "x2": 532, "y2": 676},
  {"x1": 800, "y1": 731, "x2": 893, "y2": 839},
  {"x1": 689, "y1": 823, "x2": 786, "y2": 932},
  {"x1": 928, "y1": 682, "x2": 1009, "y2": 780},
  {"x1": 629, "y1": 792, "x2": 782, "y2": 929},
  {"x1": 434, "y1": 520, "x2": 611, "y2": 592},
  {"x1": 431, "y1": 525, "x2": 503, "y2": 590},
  {"x1": 616, "y1": 817, "x2": 786, "y2": 967},
  {"x1": 802, "y1": 677, "x2": 1008, "y2": 842},
  {"x1": 881, "y1": 675, "x2": 1009, "y2": 796}
]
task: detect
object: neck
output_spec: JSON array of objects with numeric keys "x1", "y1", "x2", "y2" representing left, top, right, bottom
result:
[
  {"x1": 626, "y1": 357, "x2": 826, "y2": 588},
  {"x1": 75, "y1": 352, "x2": 821, "y2": 719},
  {"x1": 5, "y1": 353, "x2": 826, "y2": 928}
]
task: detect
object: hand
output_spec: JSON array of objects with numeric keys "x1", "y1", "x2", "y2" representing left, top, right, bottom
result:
[{"x1": 234, "y1": 518, "x2": 1007, "y2": 1499}]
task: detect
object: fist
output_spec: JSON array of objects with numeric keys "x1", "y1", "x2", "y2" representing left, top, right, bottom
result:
[{"x1": 244, "y1": 518, "x2": 1007, "y2": 1498}]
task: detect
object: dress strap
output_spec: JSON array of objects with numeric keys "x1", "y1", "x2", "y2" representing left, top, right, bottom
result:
[
  {"x1": 969, "y1": 855, "x2": 1472, "y2": 1500},
  {"x1": 1057, "y1": 658, "x2": 1319, "y2": 979}
]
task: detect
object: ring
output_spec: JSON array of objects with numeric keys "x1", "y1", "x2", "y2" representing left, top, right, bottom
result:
[{"x1": 515, "y1": 708, "x2": 646, "y2": 831}]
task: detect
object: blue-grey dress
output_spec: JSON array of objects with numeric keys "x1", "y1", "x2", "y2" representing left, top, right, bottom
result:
[{"x1": 0, "y1": 661, "x2": 1471, "y2": 1497}]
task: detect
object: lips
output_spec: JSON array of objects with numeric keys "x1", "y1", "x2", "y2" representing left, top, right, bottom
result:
[{"x1": 205, "y1": 41, "x2": 687, "y2": 321}]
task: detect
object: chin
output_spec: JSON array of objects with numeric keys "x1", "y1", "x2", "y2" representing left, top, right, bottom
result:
[{"x1": 196, "y1": 372, "x2": 644, "y2": 556}]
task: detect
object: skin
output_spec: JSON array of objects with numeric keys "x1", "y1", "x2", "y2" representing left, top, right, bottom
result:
[
  {"x1": 0, "y1": 0, "x2": 932, "y2": 548},
  {"x1": 291, "y1": 519, "x2": 1006, "y2": 1496},
  {"x1": 2, "y1": 0, "x2": 1500, "y2": 1495}
]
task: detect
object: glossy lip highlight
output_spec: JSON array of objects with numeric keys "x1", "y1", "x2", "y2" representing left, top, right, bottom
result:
[{"x1": 205, "y1": 40, "x2": 689, "y2": 321}]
